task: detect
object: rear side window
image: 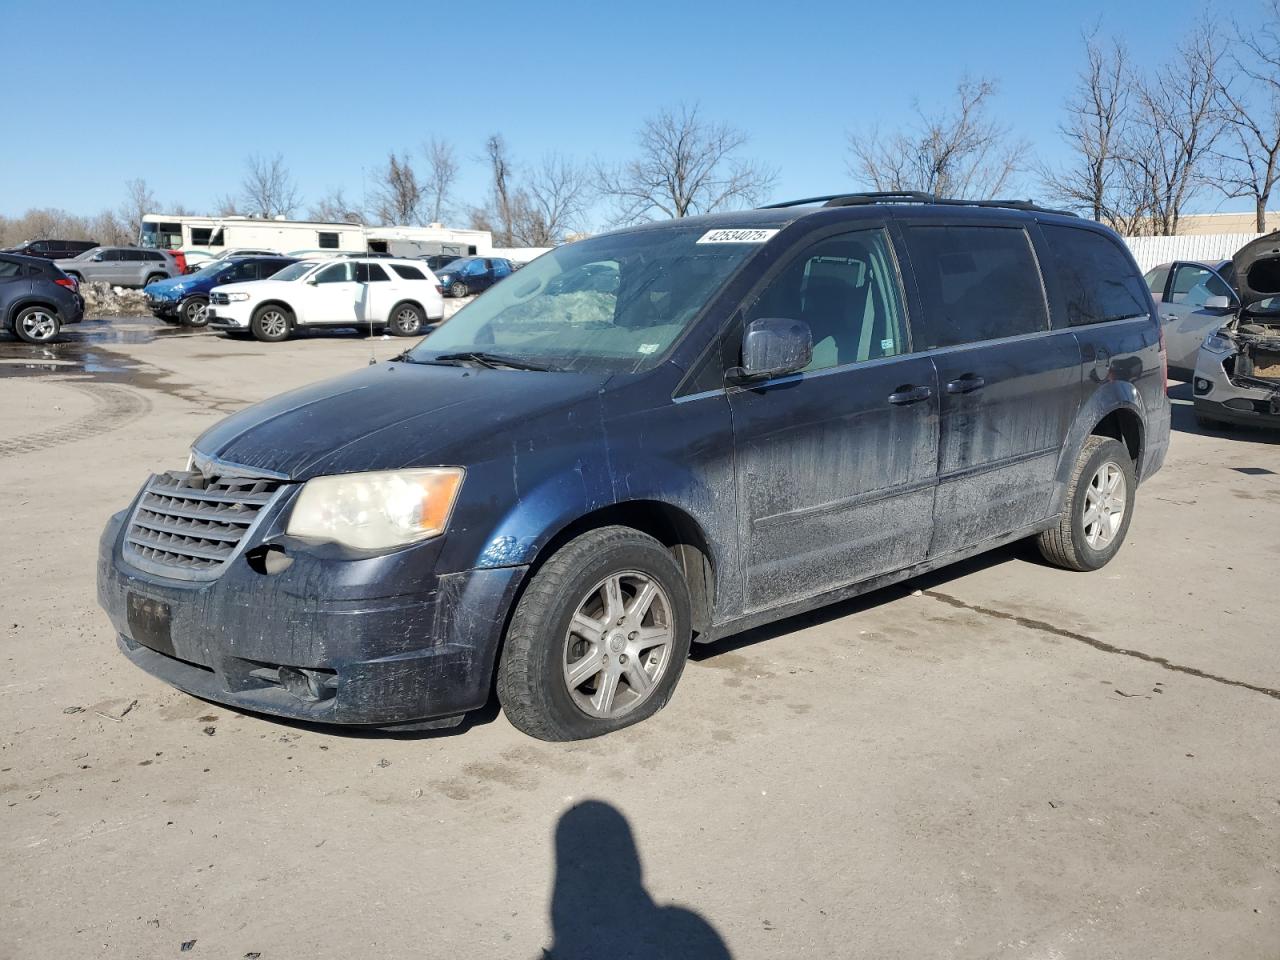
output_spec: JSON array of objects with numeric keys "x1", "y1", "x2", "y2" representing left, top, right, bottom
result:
[
  {"x1": 391, "y1": 264, "x2": 427, "y2": 280},
  {"x1": 905, "y1": 225, "x2": 1049, "y2": 348},
  {"x1": 356, "y1": 263, "x2": 390, "y2": 282},
  {"x1": 0, "y1": 259, "x2": 21, "y2": 279},
  {"x1": 1144, "y1": 265, "x2": 1170, "y2": 301},
  {"x1": 1043, "y1": 225, "x2": 1149, "y2": 325}
]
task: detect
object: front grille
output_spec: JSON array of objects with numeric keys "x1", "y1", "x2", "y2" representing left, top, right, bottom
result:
[
  {"x1": 124, "y1": 469, "x2": 284, "y2": 579},
  {"x1": 210, "y1": 292, "x2": 230, "y2": 305}
]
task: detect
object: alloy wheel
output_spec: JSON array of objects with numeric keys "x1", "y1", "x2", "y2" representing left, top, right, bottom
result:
[
  {"x1": 1083, "y1": 461, "x2": 1126, "y2": 549},
  {"x1": 19, "y1": 309, "x2": 58, "y2": 342},
  {"x1": 562, "y1": 571, "x2": 674, "y2": 719}
]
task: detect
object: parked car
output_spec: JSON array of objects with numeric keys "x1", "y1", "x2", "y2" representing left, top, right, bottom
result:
[
  {"x1": 421, "y1": 254, "x2": 462, "y2": 274},
  {"x1": 433, "y1": 256, "x2": 514, "y2": 297},
  {"x1": 3, "y1": 239, "x2": 99, "y2": 260},
  {"x1": 205, "y1": 257, "x2": 443, "y2": 341},
  {"x1": 97, "y1": 194, "x2": 1170, "y2": 740},
  {"x1": 1144, "y1": 259, "x2": 1240, "y2": 377},
  {"x1": 145, "y1": 256, "x2": 298, "y2": 327},
  {"x1": 181, "y1": 250, "x2": 218, "y2": 274},
  {"x1": 1193, "y1": 232, "x2": 1280, "y2": 429},
  {"x1": 56, "y1": 246, "x2": 181, "y2": 288},
  {"x1": 1, "y1": 252, "x2": 84, "y2": 343}
]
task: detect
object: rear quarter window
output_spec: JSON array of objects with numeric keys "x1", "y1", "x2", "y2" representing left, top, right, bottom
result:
[
  {"x1": 391, "y1": 264, "x2": 427, "y2": 280},
  {"x1": 904, "y1": 225, "x2": 1049, "y2": 349},
  {"x1": 1044, "y1": 225, "x2": 1149, "y2": 325}
]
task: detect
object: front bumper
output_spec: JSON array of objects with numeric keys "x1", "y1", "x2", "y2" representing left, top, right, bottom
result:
[
  {"x1": 206, "y1": 302, "x2": 252, "y2": 329},
  {"x1": 97, "y1": 509, "x2": 527, "y2": 727},
  {"x1": 147, "y1": 297, "x2": 179, "y2": 319},
  {"x1": 1193, "y1": 349, "x2": 1280, "y2": 428}
]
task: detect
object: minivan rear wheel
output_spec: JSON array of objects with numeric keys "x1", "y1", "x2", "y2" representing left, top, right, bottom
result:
[
  {"x1": 497, "y1": 526, "x2": 693, "y2": 740},
  {"x1": 1036, "y1": 435, "x2": 1136, "y2": 572}
]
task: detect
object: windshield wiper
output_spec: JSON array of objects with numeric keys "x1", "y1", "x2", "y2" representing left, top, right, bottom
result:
[{"x1": 433, "y1": 351, "x2": 557, "y2": 371}]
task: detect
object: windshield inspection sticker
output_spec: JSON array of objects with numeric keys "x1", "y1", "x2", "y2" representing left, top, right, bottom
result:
[
  {"x1": 696, "y1": 228, "x2": 779, "y2": 244},
  {"x1": 637, "y1": 343, "x2": 661, "y2": 355}
]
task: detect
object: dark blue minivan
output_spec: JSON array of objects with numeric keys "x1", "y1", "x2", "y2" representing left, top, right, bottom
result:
[{"x1": 98, "y1": 194, "x2": 1170, "y2": 740}]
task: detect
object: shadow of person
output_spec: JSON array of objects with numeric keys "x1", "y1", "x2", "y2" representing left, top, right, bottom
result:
[{"x1": 545, "y1": 800, "x2": 732, "y2": 960}]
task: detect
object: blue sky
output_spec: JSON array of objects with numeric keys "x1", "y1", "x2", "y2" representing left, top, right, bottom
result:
[{"x1": 0, "y1": 0, "x2": 1264, "y2": 227}]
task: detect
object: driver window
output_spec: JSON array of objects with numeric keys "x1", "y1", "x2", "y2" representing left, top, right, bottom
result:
[
  {"x1": 315, "y1": 262, "x2": 353, "y2": 284},
  {"x1": 1170, "y1": 264, "x2": 1232, "y2": 308},
  {"x1": 744, "y1": 228, "x2": 907, "y2": 372}
]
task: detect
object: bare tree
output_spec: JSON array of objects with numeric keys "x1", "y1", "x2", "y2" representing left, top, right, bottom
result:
[
  {"x1": 371, "y1": 152, "x2": 423, "y2": 226},
  {"x1": 1124, "y1": 21, "x2": 1227, "y2": 235},
  {"x1": 308, "y1": 188, "x2": 365, "y2": 224},
  {"x1": 239, "y1": 153, "x2": 301, "y2": 219},
  {"x1": 1214, "y1": 4, "x2": 1280, "y2": 232},
  {"x1": 849, "y1": 78, "x2": 1029, "y2": 199},
  {"x1": 423, "y1": 137, "x2": 459, "y2": 223},
  {"x1": 508, "y1": 154, "x2": 592, "y2": 246},
  {"x1": 597, "y1": 103, "x2": 777, "y2": 223},
  {"x1": 118, "y1": 178, "x2": 156, "y2": 243},
  {"x1": 482, "y1": 134, "x2": 517, "y2": 245},
  {"x1": 215, "y1": 194, "x2": 243, "y2": 217},
  {"x1": 1041, "y1": 33, "x2": 1142, "y2": 226}
]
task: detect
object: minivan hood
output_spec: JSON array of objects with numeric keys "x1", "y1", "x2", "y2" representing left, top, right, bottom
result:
[
  {"x1": 193, "y1": 361, "x2": 608, "y2": 481},
  {"x1": 1232, "y1": 232, "x2": 1280, "y2": 308}
]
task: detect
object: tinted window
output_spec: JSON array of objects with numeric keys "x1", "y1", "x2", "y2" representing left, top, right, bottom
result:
[
  {"x1": 0, "y1": 259, "x2": 21, "y2": 279},
  {"x1": 102, "y1": 249, "x2": 127, "y2": 261},
  {"x1": 318, "y1": 232, "x2": 339, "y2": 249},
  {"x1": 357, "y1": 263, "x2": 390, "y2": 282},
  {"x1": 391, "y1": 264, "x2": 427, "y2": 280},
  {"x1": 1043, "y1": 225, "x2": 1149, "y2": 325},
  {"x1": 744, "y1": 228, "x2": 908, "y2": 371},
  {"x1": 191, "y1": 228, "x2": 213, "y2": 245},
  {"x1": 905, "y1": 225, "x2": 1048, "y2": 348},
  {"x1": 1170, "y1": 263, "x2": 1234, "y2": 309},
  {"x1": 1144, "y1": 265, "x2": 1170, "y2": 301},
  {"x1": 314, "y1": 262, "x2": 352, "y2": 283}
]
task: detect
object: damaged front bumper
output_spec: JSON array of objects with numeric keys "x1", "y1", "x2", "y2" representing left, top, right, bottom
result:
[
  {"x1": 97, "y1": 510, "x2": 527, "y2": 727},
  {"x1": 1192, "y1": 341, "x2": 1280, "y2": 428}
]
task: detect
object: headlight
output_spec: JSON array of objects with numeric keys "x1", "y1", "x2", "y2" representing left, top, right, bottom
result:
[
  {"x1": 286, "y1": 468, "x2": 464, "y2": 549},
  {"x1": 225, "y1": 292, "x2": 250, "y2": 302},
  {"x1": 438, "y1": 274, "x2": 453, "y2": 283},
  {"x1": 1203, "y1": 332, "x2": 1233, "y2": 355}
]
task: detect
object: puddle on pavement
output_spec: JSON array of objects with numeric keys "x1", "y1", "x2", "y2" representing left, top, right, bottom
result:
[{"x1": 0, "y1": 315, "x2": 242, "y2": 411}]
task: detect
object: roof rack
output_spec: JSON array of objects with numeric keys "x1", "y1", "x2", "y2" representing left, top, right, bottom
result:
[{"x1": 760, "y1": 191, "x2": 1077, "y2": 218}]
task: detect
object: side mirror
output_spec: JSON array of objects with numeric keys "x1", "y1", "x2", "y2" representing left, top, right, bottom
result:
[
  {"x1": 1203, "y1": 294, "x2": 1234, "y2": 311},
  {"x1": 91, "y1": 253, "x2": 104, "y2": 262},
  {"x1": 727, "y1": 317, "x2": 813, "y2": 383},
  {"x1": 306, "y1": 276, "x2": 318, "y2": 285}
]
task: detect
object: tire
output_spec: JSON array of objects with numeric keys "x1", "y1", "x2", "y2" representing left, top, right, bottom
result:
[
  {"x1": 179, "y1": 296, "x2": 210, "y2": 327},
  {"x1": 250, "y1": 304, "x2": 292, "y2": 342},
  {"x1": 1036, "y1": 436, "x2": 1136, "y2": 572},
  {"x1": 13, "y1": 305, "x2": 61, "y2": 344},
  {"x1": 388, "y1": 302, "x2": 425, "y2": 336},
  {"x1": 497, "y1": 526, "x2": 693, "y2": 741},
  {"x1": 449, "y1": 281, "x2": 469, "y2": 299},
  {"x1": 144, "y1": 273, "x2": 166, "y2": 287}
]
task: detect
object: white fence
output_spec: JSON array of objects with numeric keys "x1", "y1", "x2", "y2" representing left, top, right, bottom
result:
[{"x1": 1122, "y1": 232, "x2": 1262, "y2": 272}]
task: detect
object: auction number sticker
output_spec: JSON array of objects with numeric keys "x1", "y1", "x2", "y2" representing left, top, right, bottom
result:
[{"x1": 696, "y1": 228, "x2": 779, "y2": 244}]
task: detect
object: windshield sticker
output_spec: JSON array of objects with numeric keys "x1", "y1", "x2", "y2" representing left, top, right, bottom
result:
[
  {"x1": 695, "y1": 228, "x2": 779, "y2": 244},
  {"x1": 637, "y1": 343, "x2": 661, "y2": 355}
]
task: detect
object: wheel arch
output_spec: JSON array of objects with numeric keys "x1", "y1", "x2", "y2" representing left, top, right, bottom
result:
[
  {"x1": 6, "y1": 296, "x2": 62, "y2": 328},
  {"x1": 252, "y1": 299, "x2": 297, "y2": 325},
  {"x1": 1052, "y1": 381, "x2": 1150, "y2": 516}
]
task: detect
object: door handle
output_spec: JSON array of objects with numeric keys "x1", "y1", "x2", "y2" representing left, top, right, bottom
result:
[
  {"x1": 945, "y1": 374, "x2": 986, "y2": 395},
  {"x1": 1164, "y1": 313, "x2": 1180, "y2": 322},
  {"x1": 888, "y1": 384, "x2": 933, "y2": 406}
]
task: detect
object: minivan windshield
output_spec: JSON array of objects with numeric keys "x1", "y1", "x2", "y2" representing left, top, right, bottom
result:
[
  {"x1": 408, "y1": 225, "x2": 761, "y2": 373},
  {"x1": 270, "y1": 261, "x2": 316, "y2": 282}
]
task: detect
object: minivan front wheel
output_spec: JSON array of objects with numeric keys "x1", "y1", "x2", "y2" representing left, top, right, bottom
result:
[
  {"x1": 497, "y1": 526, "x2": 692, "y2": 740},
  {"x1": 1037, "y1": 435, "x2": 1136, "y2": 571}
]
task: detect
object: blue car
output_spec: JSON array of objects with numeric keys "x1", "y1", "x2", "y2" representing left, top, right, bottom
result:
[
  {"x1": 144, "y1": 256, "x2": 296, "y2": 326},
  {"x1": 433, "y1": 256, "x2": 514, "y2": 298}
]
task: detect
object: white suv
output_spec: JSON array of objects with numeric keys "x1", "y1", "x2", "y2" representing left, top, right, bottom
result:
[{"x1": 206, "y1": 258, "x2": 444, "y2": 342}]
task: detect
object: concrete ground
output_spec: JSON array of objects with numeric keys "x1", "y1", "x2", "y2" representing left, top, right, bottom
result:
[{"x1": 1, "y1": 317, "x2": 1277, "y2": 960}]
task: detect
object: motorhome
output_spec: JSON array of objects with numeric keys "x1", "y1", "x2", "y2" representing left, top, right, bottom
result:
[{"x1": 140, "y1": 215, "x2": 367, "y2": 256}]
